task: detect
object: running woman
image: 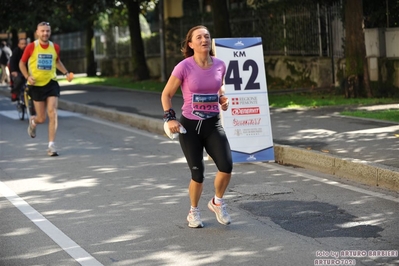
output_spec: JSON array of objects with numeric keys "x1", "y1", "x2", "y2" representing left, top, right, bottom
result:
[{"x1": 161, "y1": 25, "x2": 232, "y2": 228}]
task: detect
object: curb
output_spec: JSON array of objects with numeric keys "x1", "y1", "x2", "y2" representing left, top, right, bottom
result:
[
  {"x1": 274, "y1": 145, "x2": 399, "y2": 192},
  {"x1": 58, "y1": 100, "x2": 165, "y2": 135}
]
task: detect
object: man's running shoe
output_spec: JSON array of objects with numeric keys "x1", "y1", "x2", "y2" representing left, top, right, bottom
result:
[
  {"x1": 47, "y1": 144, "x2": 59, "y2": 157},
  {"x1": 208, "y1": 198, "x2": 231, "y2": 225},
  {"x1": 27, "y1": 118, "x2": 36, "y2": 138},
  {"x1": 187, "y1": 208, "x2": 203, "y2": 228}
]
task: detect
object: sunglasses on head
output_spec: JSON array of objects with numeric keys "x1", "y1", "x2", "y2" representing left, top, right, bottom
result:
[{"x1": 38, "y1": 22, "x2": 50, "y2": 26}]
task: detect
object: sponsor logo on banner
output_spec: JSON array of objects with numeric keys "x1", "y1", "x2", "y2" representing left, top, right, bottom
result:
[
  {"x1": 231, "y1": 107, "x2": 260, "y2": 116},
  {"x1": 233, "y1": 118, "x2": 262, "y2": 126},
  {"x1": 234, "y1": 128, "x2": 263, "y2": 137},
  {"x1": 234, "y1": 41, "x2": 244, "y2": 46},
  {"x1": 231, "y1": 97, "x2": 258, "y2": 106},
  {"x1": 246, "y1": 155, "x2": 257, "y2": 161},
  {"x1": 234, "y1": 129, "x2": 242, "y2": 136},
  {"x1": 244, "y1": 128, "x2": 263, "y2": 135}
]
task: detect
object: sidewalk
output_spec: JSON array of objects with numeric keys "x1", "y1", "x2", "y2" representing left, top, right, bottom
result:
[{"x1": 1, "y1": 83, "x2": 398, "y2": 191}]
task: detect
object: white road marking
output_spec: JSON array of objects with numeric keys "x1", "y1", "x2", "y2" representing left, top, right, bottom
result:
[
  {"x1": 0, "y1": 110, "x2": 81, "y2": 120},
  {"x1": 0, "y1": 181, "x2": 103, "y2": 266},
  {"x1": 0, "y1": 110, "x2": 25, "y2": 120}
]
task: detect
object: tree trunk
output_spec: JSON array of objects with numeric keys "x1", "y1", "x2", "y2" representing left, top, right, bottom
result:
[
  {"x1": 125, "y1": 0, "x2": 150, "y2": 81},
  {"x1": 344, "y1": 0, "x2": 372, "y2": 97},
  {"x1": 10, "y1": 28, "x2": 18, "y2": 50},
  {"x1": 85, "y1": 20, "x2": 97, "y2": 77},
  {"x1": 211, "y1": 0, "x2": 232, "y2": 38}
]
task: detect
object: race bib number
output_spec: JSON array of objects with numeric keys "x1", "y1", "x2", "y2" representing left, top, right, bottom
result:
[
  {"x1": 192, "y1": 93, "x2": 219, "y2": 119},
  {"x1": 37, "y1": 54, "x2": 53, "y2": 70}
]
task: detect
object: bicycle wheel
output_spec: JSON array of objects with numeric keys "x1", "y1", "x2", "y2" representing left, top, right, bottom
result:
[
  {"x1": 24, "y1": 88, "x2": 33, "y2": 119},
  {"x1": 29, "y1": 98, "x2": 35, "y2": 116},
  {"x1": 16, "y1": 100, "x2": 25, "y2": 120}
]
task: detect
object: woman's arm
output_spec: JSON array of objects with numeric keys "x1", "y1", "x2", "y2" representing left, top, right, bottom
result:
[
  {"x1": 161, "y1": 75, "x2": 183, "y2": 133},
  {"x1": 161, "y1": 75, "x2": 181, "y2": 111}
]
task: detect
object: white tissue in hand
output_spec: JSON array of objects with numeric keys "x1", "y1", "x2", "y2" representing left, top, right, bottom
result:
[
  {"x1": 179, "y1": 125, "x2": 187, "y2": 134},
  {"x1": 164, "y1": 122, "x2": 186, "y2": 139}
]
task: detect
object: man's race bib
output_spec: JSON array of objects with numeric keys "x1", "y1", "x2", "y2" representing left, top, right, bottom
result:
[
  {"x1": 192, "y1": 93, "x2": 219, "y2": 119},
  {"x1": 37, "y1": 54, "x2": 53, "y2": 70}
]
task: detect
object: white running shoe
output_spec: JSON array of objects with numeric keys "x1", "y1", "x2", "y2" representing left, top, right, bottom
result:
[
  {"x1": 27, "y1": 118, "x2": 36, "y2": 138},
  {"x1": 187, "y1": 208, "x2": 203, "y2": 228},
  {"x1": 47, "y1": 144, "x2": 59, "y2": 157},
  {"x1": 208, "y1": 198, "x2": 231, "y2": 225}
]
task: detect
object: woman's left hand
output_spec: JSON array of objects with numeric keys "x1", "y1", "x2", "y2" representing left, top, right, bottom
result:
[{"x1": 219, "y1": 95, "x2": 229, "y2": 111}]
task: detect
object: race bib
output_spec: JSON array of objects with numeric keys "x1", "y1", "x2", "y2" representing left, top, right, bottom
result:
[
  {"x1": 192, "y1": 93, "x2": 219, "y2": 119},
  {"x1": 37, "y1": 54, "x2": 53, "y2": 70}
]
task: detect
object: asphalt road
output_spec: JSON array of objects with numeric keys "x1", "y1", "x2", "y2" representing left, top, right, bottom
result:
[{"x1": 1, "y1": 96, "x2": 399, "y2": 265}]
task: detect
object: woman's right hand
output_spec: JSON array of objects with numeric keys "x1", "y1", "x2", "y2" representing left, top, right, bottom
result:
[{"x1": 167, "y1": 120, "x2": 181, "y2": 133}]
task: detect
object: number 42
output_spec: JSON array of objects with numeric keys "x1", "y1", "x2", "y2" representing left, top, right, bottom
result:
[{"x1": 225, "y1": 60, "x2": 260, "y2": 91}]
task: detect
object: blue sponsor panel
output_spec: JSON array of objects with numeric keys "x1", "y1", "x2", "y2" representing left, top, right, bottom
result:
[
  {"x1": 214, "y1": 38, "x2": 262, "y2": 50},
  {"x1": 231, "y1": 146, "x2": 274, "y2": 163}
]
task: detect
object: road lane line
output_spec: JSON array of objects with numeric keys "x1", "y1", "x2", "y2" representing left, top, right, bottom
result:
[
  {"x1": 0, "y1": 181, "x2": 103, "y2": 266},
  {"x1": 0, "y1": 110, "x2": 81, "y2": 120}
]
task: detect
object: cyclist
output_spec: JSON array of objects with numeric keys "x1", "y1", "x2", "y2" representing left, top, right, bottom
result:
[
  {"x1": 9, "y1": 38, "x2": 27, "y2": 101},
  {"x1": 19, "y1": 22, "x2": 73, "y2": 156}
]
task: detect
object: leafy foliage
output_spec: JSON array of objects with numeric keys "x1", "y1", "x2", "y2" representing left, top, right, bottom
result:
[
  {"x1": 0, "y1": 0, "x2": 78, "y2": 34},
  {"x1": 364, "y1": 0, "x2": 399, "y2": 28}
]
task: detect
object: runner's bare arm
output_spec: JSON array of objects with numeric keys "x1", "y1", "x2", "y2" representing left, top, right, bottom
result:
[
  {"x1": 161, "y1": 75, "x2": 181, "y2": 111},
  {"x1": 56, "y1": 60, "x2": 73, "y2": 82}
]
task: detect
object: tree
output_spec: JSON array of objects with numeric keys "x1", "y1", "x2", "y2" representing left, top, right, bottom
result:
[
  {"x1": 0, "y1": 0, "x2": 74, "y2": 45},
  {"x1": 122, "y1": 0, "x2": 150, "y2": 81},
  {"x1": 364, "y1": 0, "x2": 399, "y2": 28},
  {"x1": 344, "y1": 0, "x2": 372, "y2": 98},
  {"x1": 66, "y1": 0, "x2": 116, "y2": 77},
  {"x1": 210, "y1": 0, "x2": 232, "y2": 38}
]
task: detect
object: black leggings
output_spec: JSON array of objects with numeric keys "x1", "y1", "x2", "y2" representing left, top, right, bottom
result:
[{"x1": 179, "y1": 115, "x2": 233, "y2": 183}]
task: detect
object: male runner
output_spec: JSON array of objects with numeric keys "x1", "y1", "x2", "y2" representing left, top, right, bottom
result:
[{"x1": 19, "y1": 22, "x2": 73, "y2": 156}]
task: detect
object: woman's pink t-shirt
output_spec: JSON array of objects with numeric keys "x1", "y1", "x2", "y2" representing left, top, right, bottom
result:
[{"x1": 171, "y1": 56, "x2": 226, "y2": 120}]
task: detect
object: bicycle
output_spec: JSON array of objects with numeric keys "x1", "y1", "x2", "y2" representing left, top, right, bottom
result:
[
  {"x1": 10, "y1": 74, "x2": 28, "y2": 120},
  {"x1": 23, "y1": 86, "x2": 35, "y2": 120},
  {"x1": 13, "y1": 82, "x2": 34, "y2": 121},
  {"x1": 14, "y1": 83, "x2": 35, "y2": 121},
  {"x1": 15, "y1": 86, "x2": 26, "y2": 120}
]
